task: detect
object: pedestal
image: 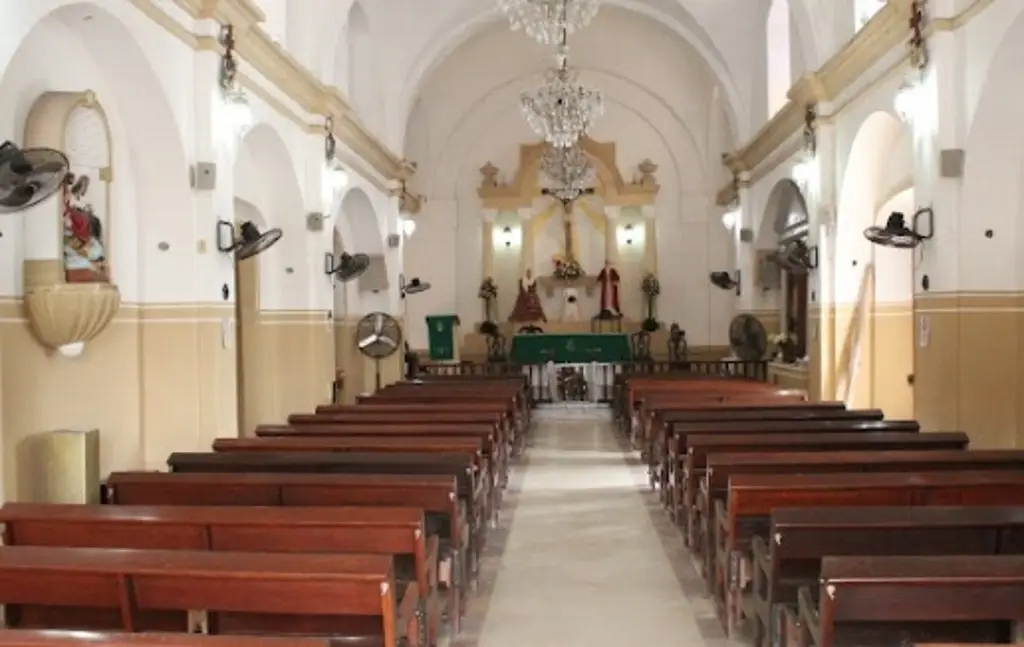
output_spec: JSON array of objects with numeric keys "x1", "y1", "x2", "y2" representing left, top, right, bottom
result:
[{"x1": 426, "y1": 314, "x2": 461, "y2": 362}]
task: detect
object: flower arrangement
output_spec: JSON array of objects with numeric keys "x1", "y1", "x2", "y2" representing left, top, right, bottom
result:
[
  {"x1": 641, "y1": 273, "x2": 661, "y2": 297},
  {"x1": 771, "y1": 332, "x2": 799, "y2": 363},
  {"x1": 553, "y1": 258, "x2": 584, "y2": 281},
  {"x1": 478, "y1": 277, "x2": 498, "y2": 301}
]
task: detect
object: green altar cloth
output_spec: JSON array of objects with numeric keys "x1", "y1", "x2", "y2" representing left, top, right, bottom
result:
[{"x1": 510, "y1": 333, "x2": 630, "y2": 364}]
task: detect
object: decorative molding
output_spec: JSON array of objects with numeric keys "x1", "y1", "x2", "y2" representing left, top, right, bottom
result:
[
  {"x1": 140, "y1": 0, "x2": 406, "y2": 183},
  {"x1": 477, "y1": 137, "x2": 659, "y2": 210}
]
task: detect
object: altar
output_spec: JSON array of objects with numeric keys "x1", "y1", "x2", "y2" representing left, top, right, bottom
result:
[{"x1": 509, "y1": 332, "x2": 630, "y2": 364}]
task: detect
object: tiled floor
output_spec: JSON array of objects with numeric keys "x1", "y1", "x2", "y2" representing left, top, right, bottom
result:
[{"x1": 454, "y1": 404, "x2": 733, "y2": 647}]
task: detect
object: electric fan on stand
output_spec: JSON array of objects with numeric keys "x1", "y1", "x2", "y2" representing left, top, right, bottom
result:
[{"x1": 356, "y1": 311, "x2": 404, "y2": 391}]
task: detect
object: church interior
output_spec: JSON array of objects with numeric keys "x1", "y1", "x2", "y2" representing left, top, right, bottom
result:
[{"x1": 0, "y1": 0, "x2": 1022, "y2": 645}]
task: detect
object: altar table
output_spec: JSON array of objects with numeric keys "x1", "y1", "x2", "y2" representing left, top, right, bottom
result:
[{"x1": 509, "y1": 333, "x2": 631, "y2": 364}]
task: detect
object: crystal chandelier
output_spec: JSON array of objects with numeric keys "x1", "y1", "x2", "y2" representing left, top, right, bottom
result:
[
  {"x1": 498, "y1": 0, "x2": 600, "y2": 45},
  {"x1": 521, "y1": 60, "x2": 603, "y2": 148},
  {"x1": 542, "y1": 144, "x2": 596, "y2": 201}
]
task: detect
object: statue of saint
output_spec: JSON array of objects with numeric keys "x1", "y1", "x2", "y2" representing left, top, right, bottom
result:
[
  {"x1": 597, "y1": 261, "x2": 621, "y2": 317},
  {"x1": 508, "y1": 268, "x2": 546, "y2": 323},
  {"x1": 62, "y1": 173, "x2": 109, "y2": 283}
]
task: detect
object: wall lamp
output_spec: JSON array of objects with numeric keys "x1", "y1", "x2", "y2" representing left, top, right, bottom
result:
[{"x1": 218, "y1": 24, "x2": 252, "y2": 136}]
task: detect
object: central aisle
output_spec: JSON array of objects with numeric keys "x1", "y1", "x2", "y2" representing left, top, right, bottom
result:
[{"x1": 464, "y1": 406, "x2": 722, "y2": 647}]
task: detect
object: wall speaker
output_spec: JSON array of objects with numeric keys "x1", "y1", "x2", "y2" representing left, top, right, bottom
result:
[
  {"x1": 386, "y1": 233, "x2": 401, "y2": 248},
  {"x1": 190, "y1": 162, "x2": 217, "y2": 190},
  {"x1": 306, "y1": 212, "x2": 324, "y2": 232},
  {"x1": 940, "y1": 149, "x2": 965, "y2": 178}
]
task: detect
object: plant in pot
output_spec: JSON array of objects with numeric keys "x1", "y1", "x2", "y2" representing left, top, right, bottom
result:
[
  {"x1": 640, "y1": 272, "x2": 661, "y2": 331},
  {"x1": 478, "y1": 276, "x2": 498, "y2": 331}
]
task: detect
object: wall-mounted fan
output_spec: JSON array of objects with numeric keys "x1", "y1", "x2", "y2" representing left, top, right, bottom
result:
[
  {"x1": 863, "y1": 208, "x2": 933, "y2": 249},
  {"x1": 0, "y1": 141, "x2": 69, "y2": 215},
  {"x1": 216, "y1": 220, "x2": 282, "y2": 260},
  {"x1": 400, "y1": 274, "x2": 430, "y2": 298},
  {"x1": 709, "y1": 270, "x2": 741, "y2": 295},
  {"x1": 324, "y1": 251, "x2": 370, "y2": 282},
  {"x1": 356, "y1": 311, "x2": 403, "y2": 390},
  {"x1": 769, "y1": 239, "x2": 818, "y2": 274},
  {"x1": 728, "y1": 313, "x2": 767, "y2": 361}
]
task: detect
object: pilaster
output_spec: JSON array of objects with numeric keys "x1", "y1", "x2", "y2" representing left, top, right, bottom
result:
[
  {"x1": 604, "y1": 205, "x2": 622, "y2": 264},
  {"x1": 640, "y1": 204, "x2": 657, "y2": 274},
  {"x1": 481, "y1": 208, "x2": 497, "y2": 280},
  {"x1": 518, "y1": 206, "x2": 534, "y2": 275},
  {"x1": 807, "y1": 102, "x2": 837, "y2": 402}
]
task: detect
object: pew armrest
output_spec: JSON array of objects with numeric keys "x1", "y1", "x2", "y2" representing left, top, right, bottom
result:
[
  {"x1": 797, "y1": 585, "x2": 821, "y2": 647},
  {"x1": 425, "y1": 534, "x2": 439, "y2": 590}
]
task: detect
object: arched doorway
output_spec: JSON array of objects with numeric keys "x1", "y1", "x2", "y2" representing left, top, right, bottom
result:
[
  {"x1": 758, "y1": 179, "x2": 811, "y2": 358},
  {"x1": 835, "y1": 110, "x2": 914, "y2": 414}
]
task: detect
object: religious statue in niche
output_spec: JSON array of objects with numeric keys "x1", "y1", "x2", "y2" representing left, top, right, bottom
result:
[
  {"x1": 596, "y1": 261, "x2": 621, "y2": 319},
  {"x1": 508, "y1": 267, "x2": 546, "y2": 323},
  {"x1": 62, "y1": 173, "x2": 109, "y2": 283}
]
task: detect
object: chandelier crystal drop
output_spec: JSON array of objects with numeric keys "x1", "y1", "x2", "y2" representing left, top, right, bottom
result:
[
  {"x1": 498, "y1": 0, "x2": 601, "y2": 45},
  {"x1": 542, "y1": 144, "x2": 596, "y2": 201},
  {"x1": 521, "y1": 65, "x2": 604, "y2": 148}
]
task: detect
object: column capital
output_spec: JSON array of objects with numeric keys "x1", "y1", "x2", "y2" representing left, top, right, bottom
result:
[
  {"x1": 640, "y1": 204, "x2": 656, "y2": 220},
  {"x1": 516, "y1": 206, "x2": 534, "y2": 221},
  {"x1": 604, "y1": 205, "x2": 623, "y2": 219},
  {"x1": 481, "y1": 208, "x2": 498, "y2": 223}
]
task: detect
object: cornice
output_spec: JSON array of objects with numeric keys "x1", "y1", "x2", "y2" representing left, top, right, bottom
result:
[
  {"x1": 716, "y1": 0, "x2": 910, "y2": 200},
  {"x1": 170, "y1": 0, "x2": 406, "y2": 182}
]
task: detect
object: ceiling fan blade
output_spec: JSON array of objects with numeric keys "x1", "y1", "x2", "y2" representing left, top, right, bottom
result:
[
  {"x1": 358, "y1": 334, "x2": 380, "y2": 350},
  {"x1": 373, "y1": 313, "x2": 384, "y2": 335}
]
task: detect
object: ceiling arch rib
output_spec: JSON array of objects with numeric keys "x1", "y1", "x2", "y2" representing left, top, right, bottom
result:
[{"x1": 392, "y1": 0, "x2": 745, "y2": 152}]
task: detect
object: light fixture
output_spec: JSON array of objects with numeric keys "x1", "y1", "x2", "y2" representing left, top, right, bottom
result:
[
  {"x1": 497, "y1": 224, "x2": 521, "y2": 249},
  {"x1": 218, "y1": 24, "x2": 253, "y2": 136},
  {"x1": 521, "y1": 42, "x2": 603, "y2": 148},
  {"x1": 721, "y1": 208, "x2": 739, "y2": 231},
  {"x1": 616, "y1": 222, "x2": 643, "y2": 248},
  {"x1": 791, "y1": 104, "x2": 817, "y2": 187},
  {"x1": 894, "y1": 0, "x2": 929, "y2": 124},
  {"x1": 57, "y1": 342, "x2": 85, "y2": 358},
  {"x1": 624, "y1": 224, "x2": 634, "y2": 245},
  {"x1": 541, "y1": 143, "x2": 596, "y2": 201},
  {"x1": 502, "y1": 226, "x2": 513, "y2": 247},
  {"x1": 401, "y1": 217, "x2": 416, "y2": 237},
  {"x1": 498, "y1": 0, "x2": 600, "y2": 46}
]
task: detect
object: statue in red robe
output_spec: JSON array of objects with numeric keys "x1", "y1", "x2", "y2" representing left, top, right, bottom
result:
[{"x1": 597, "y1": 261, "x2": 621, "y2": 317}]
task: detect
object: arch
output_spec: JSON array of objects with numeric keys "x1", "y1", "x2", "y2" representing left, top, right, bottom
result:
[
  {"x1": 394, "y1": 0, "x2": 745, "y2": 150},
  {"x1": 339, "y1": 187, "x2": 383, "y2": 256},
  {"x1": 233, "y1": 122, "x2": 307, "y2": 311},
  {"x1": 834, "y1": 110, "x2": 914, "y2": 414},
  {"x1": 344, "y1": 2, "x2": 377, "y2": 130},
  {"x1": 766, "y1": 0, "x2": 792, "y2": 118},
  {"x1": 959, "y1": 6, "x2": 1024, "y2": 292},
  {"x1": 757, "y1": 179, "x2": 808, "y2": 248}
]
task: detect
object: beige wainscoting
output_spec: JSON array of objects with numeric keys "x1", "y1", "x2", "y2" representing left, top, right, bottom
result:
[
  {"x1": 0, "y1": 300, "x2": 337, "y2": 502},
  {"x1": 914, "y1": 292, "x2": 1024, "y2": 449}
]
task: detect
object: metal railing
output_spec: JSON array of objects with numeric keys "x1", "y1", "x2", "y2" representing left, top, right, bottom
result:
[{"x1": 419, "y1": 359, "x2": 768, "y2": 404}]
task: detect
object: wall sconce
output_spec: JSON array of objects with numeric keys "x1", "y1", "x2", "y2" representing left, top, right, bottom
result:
[
  {"x1": 895, "y1": 0, "x2": 928, "y2": 124},
  {"x1": 617, "y1": 222, "x2": 644, "y2": 248},
  {"x1": 721, "y1": 208, "x2": 739, "y2": 231},
  {"x1": 401, "y1": 216, "x2": 416, "y2": 237},
  {"x1": 792, "y1": 104, "x2": 818, "y2": 188},
  {"x1": 218, "y1": 24, "x2": 253, "y2": 136},
  {"x1": 497, "y1": 224, "x2": 520, "y2": 249}
]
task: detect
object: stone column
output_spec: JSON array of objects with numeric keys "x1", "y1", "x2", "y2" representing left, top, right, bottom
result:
[
  {"x1": 604, "y1": 205, "x2": 622, "y2": 264},
  {"x1": 481, "y1": 208, "x2": 497, "y2": 280},
  {"x1": 640, "y1": 204, "x2": 658, "y2": 274},
  {"x1": 517, "y1": 206, "x2": 534, "y2": 274}
]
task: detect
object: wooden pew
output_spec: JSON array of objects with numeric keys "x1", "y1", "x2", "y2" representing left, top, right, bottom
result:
[
  {"x1": 256, "y1": 423, "x2": 508, "y2": 488},
  {"x1": 0, "y1": 502, "x2": 444, "y2": 644},
  {"x1": 102, "y1": 471, "x2": 469, "y2": 607},
  {"x1": 0, "y1": 545, "x2": 415, "y2": 647},
  {"x1": 0, "y1": 631, "x2": 341, "y2": 647},
  {"x1": 212, "y1": 435, "x2": 502, "y2": 521},
  {"x1": 797, "y1": 555, "x2": 1024, "y2": 647},
  {"x1": 750, "y1": 505, "x2": 1024, "y2": 647},
  {"x1": 667, "y1": 420, "x2": 920, "y2": 522},
  {"x1": 714, "y1": 470, "x2": 1024, "y2": 638},
  {"x1": 356, "y1": 394, "x2": 525, "y2": 438},
  {"x1": 683, "y1": 430, "x2": 961, "y2": 548}
]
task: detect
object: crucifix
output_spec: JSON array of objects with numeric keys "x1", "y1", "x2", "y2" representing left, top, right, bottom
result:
[{"x1": 541, "y1": 187, "x2": 595, "y2": 261}]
